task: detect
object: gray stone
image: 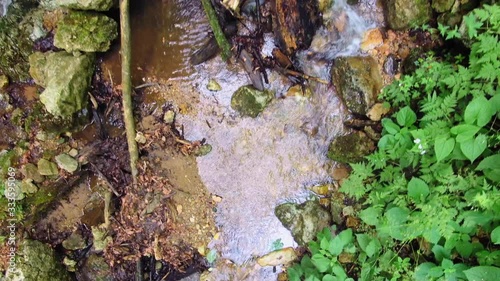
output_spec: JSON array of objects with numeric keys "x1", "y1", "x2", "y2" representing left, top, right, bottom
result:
[
  {"x1": 55, "y1": 154, "x2": 78, "y2": 173},
  {"x1": 37, "y1": 159, "x2": 59, "y2": 176},
  {"x1": 21, "y1": 163, "x2": 45, "y2": 183},
  {"x1": 54, "y1": 10, "x2": 118, "y2": 53},
  {"x1": 77, "y1": 255, "x2": 112, "y2": 281},
  {"x1": 29, "y1": 51, "x2": 95, "y2": 118},
  {"x1": 331, "y1": 56, "x2": 382, "y2": 116},
  {"x1": 231, "y1": 85, "x2": 274, "y2": 118},
  {"x1": 4, "y1": 239, "x2": 72, "y2": 281},
  {"x1": 432, "y1": 0, "x2": 455, "y2": 13},
  {"x1": 327, "y1": 131, "x2": 375, "y2": 163},
  {"x1": 62, "y1": 231, "x2": 86, "y2": 250},
  {"x1": 385, "y1": 0, "x2": 432, "y2": 30},
  {"x1": 275, "y1": 200, "x2": 331, "y2": 245},
  {"x1": 56, "y1": 0, "x2": 114, "y2": 11}
]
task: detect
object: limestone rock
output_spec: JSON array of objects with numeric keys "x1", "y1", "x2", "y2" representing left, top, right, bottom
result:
[
  {"x1": 55, "y1": 154, "x2": 78, "y2": 173},
  {"x1": 275, "y1": 200, "x2": 331, "y2": 245},
  {"x1": 257, "y1": 248, "x2": 298, "y2": 266},
  {"x1": 29, "y1": 51, "x2": 95, "y2": 118},
  {"x1": 37, "y1": 159, "x2": 59, "y2": 176},
  {"x1": 331, "y1": 56, "x2": 382, "y2": 115},
  {"x1": 56, "y1": 0, "x2": 115, "y2": 11},
  {"x1": 54, "y1": 10, "x2": 117, "y2": 53},
  {"x1": 384, "y1": 0, "x2": 432, "y2": 30},
  {"x1": 231, "y1": 85, "x2": 274, "y2": 118},
  {"x1": 327, "y1": 131, "x2": 375, "y2": 163},
  {"x1": 4, "y1": 239, "x2": 72, "y2": 281},
  {"x1": 360, "y1": 28, "x2": 383, "y2": 51}
]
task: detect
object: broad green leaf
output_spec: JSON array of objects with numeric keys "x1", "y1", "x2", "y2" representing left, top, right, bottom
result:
[
  {"x1": 456, "y1": 241, "x2": 474, "y2": 258},
  {"x1": 450, "y1": 124, "x2": 481, "y2": 143},
  {"x1": 476, "y1": 154, "x2": 500, "y2": 170},
  {"x1": 432, "y1": 245, "x2": 451, "y2": 263},
  {"x1": 320, "y1": 237, "x2": 329, "y2": 251},
  {"x1": 337, "y1": 229, "x2": 353, "y2": 247},
  {"x1": 408, "y1": 177, "x2": 430, "y2": 202},
  {"x1": 311, "y1": 253, "x2": 331, "y2": 273},
  {"x1": 415, "y1": 263, "x2": 438, "y2": 281},
  {"x1": 464, "y1": 266, "x2": 500, "y2": 281},
  {"x1": 464, "y1": 96, "x2": 495, "y2": 126},
  {"x1": 365, "y1": 238, "x2": 381, "y2": 257},
  {"x1": 288, "y1": 266, "x2": 302, "y2": 281},
  {"x1": 328, "y1": 237, "x2": 343, "y2": 256},
  {"x1": 423, "y1": 227, "x2": 442, "y2": 244},
  {"x1": 396, "y1": 106, "x2": 417, "y2": 127},
  {"x1": 322, "y1": 275, "x2": 336, "y2": 281},
  {"x1": 359, "y1": 207, "x2": 381, "y2": 226},
  {"x1": 428, "y1": 266, "x2": 444, "y2": 278},
  {"x1": 331, "y1": 264, "x2": 347, "y2": 279},
  {"x1": 434, "y1": 136, "x2": 455, "y2": 162},
  {"x1": 490, "y1": 94, "x2": 500, "y2": 112},
  {"x1": 484, "y1": 169, "x2": 500, "y2": 182},
  {"x1": 492, "y1": 226, "x2": 500, "y2": 245},
  {"x1": 382, "y1": 118, "x2": 400, "y2": 135},
  {"x1": 460, "y1": 134, "x2": 487, "y2": 162},
  {"x1": 356, "y1": 234, "x2": 370, "y2": 252}
]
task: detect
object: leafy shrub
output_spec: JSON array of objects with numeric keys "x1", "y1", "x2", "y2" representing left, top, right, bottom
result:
[{"x1": 289, "y1": 4, "x2": 500, "y2": 281}]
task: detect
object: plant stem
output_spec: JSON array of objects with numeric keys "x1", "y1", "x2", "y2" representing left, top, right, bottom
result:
[
  {"x1": 120, "y1": 0, "x2": 139, "y2": 184},
  {"x1": 201, "y1": 0, "x2": 232, "y2": 61}
]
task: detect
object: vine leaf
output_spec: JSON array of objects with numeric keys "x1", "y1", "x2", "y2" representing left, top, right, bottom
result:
[
  {"x1": 460, "y1": 134, "x2": 487, "y2": 162},
  {"x1": 434, "y1": 136, "x2": 455, "y2": 162}
]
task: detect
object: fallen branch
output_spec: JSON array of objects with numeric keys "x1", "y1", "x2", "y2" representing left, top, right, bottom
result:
[
  {"x1": 201, "y1": 0, "x2": 232, "y2": 61},
  {"x1": 120, "y1": 0, "x2": 139, "y2": 185}
]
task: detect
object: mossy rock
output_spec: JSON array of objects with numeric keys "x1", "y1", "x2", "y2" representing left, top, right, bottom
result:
[
  {"x1": 275, "y1": 200, "x2": 331, "y2": 245},
  {"x1": 327, "y1": 131, "x2": 375, "y2": 163},
  {"x1": 331, "y1": 56, "x2": 382, "y2": 116},
  {"x1": 432, "y1": 0, "x2": 455, "y2": 13},
  {"x1": 54, "y1": 10, "x2": 117, "y2": 52},
  {"x1": 384, "y1": 0, "x2": 432, "y2": 30},
  {"x1": 29, "y1": 51, "x2": 95, "y2": 118},
  {"x1": 4, "y1": 239, "x2": 72, "y2": 281},
  {"x1": 231, "y1": 85, "x2": 274, "y2": 118},
  {"x1": 0, "y1": 0, "x2": 39, "y2": 81},
  {"x1": 55, "y1": 0, "x2": 115, "y2": 11}
]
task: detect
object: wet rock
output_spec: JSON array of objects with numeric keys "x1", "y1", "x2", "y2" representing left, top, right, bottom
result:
[
  {"x1": 327, "y1": 131, "x2": 375, "y2": 163},
  {"x1": 231, "y1": 85, "x2": 274, "y2": 118},
  {"x1": 63, "y1": 257, "x2": 77, "y2": 272},
  {"x1": 77, "y1": 255, "x2": 113, "y2": 281},
  {"x1": 62, "y1": 231, "x2": 86, "y2": 250},
  {"x1": 402, "y1": 48, "x2": 426, "y2": 74},
  {"x1": 273, "y1": 0, "x2": 320, "y2": 55},
  {"x1": 432, "y1": 0, "x2": 455, "y2": 13},
  {"x1": 37, "y1": 158, "x2": 59, "y2": 176},
  {"x1": 56, "y1": 0, "x2": 114, "y2": 11},
  {"x1": 163, "y1": 110, "x2": 175, "y2": 124},
  {"x1": 331, "y1": 56, "x2": 382, "y2": 116},
  {"x1": 330, "y1": 192, "x2": 345, "y2": 225},
  {"x1": 4, "y1": 239, "x2": 72, "y2": 281},
  {"x1": 92, "y1": 225, "x2": 112, "y2": 251},
  {"x1": 275, "y1": 200, "x2": 331, "y2": 245},
  {"x1": 256, "y1": 247, "x2": 298, "y2": 266},
  {"x1": 367, "y1": 103, "x2": 390, "y2": 121},
  {"x1": 0, "y1": 0, "x2": 38, "y2": 81},
  {"x1": 318, "y1": 0, "x2": 333, "y2": 13},
  {"x1": 360, "y1": 28, "x2": 383, "y2": 51},
  {"x1": 54, "y1": 11, "x2": 118, "y2": 53},
  {"x1": 21, "y1": 163, "x2": 45, "y2": 183},
  {"x1": 206, "y1": 79, "x2": 222, "y2": 91},
  {"x1": 29, "y1": 51, "x2": 95, "y2": 118},
  {"x1": 194, "y1": 144, "x2": 212, "y2": 157},
  {"x1": 55, "y1": 153, "x2": 78, "y2": 173},
  {"x1": 437, "y1": 12, "x2": 463, "y2": 27},
  {"x1": 383, "y1": 54, "x2": 401, "y2": 77},
  {"x1": 384, "y1": 0, "x2": 432, "y2": 30}
]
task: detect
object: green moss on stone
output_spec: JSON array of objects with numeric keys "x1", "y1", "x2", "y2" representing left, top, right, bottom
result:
[
  {"x1": 231, "y1": 85, "x2": 274, "y2": 118},
  {"x1": 327, "y1": 131, "x2": 375, "y2": 163},
  {"x1": 385, "y1": 0, "x2": 432, "y2": 30}
]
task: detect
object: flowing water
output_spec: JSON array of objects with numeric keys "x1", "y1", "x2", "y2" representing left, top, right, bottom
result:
[{"x1": 105, "y1": 0, "x2": 383, "y2": 279}]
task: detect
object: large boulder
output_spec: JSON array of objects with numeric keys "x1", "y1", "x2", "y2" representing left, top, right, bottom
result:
[
  {"x1": 327, "y1": 131, "x2": 375, "y2": 163},
  {"x1": 54, "y1": 10, "x2": 117, "y2": 52},
  {"x1": 432, "y1": 0, "x2": 455, "y2": 13},
  {"x1": 275, "y1": 200, "x2": 331, "y2": 246},
  {"x1": 231, "y1": 85, "x2": 274, "y2": 118},
  {"x1": 29, "y1": 51, "x2": 95, "y2": 118},
  {"x1": 55, "y1": 0, "x2": 115, "y2": 11},
  {"x1": 384, "y1": 0, "x2": 432, "y2": 30},
  {"x1": 331, "y1": 56, "x2": 382, "y2": 116},
  {"x1": 4, "y1": 239, "x2": 72, "y2": 281}
]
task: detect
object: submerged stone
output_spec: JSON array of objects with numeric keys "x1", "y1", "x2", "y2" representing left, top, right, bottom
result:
[
  {"x1": 257, "y1": 247, "x2": 298, "y2": 266},
  {"x1": 37, "y1": 158, "x2": 59, "y2": 176},
  {"x1": 275, "y1": 200, "x2": 331, "y2": 245},
  {"x1": 384, "y1": 0, "x2": 432, "y2": 30},
  {"x1": 327, "y1": 131, "x2": 375, "y2": 163},
  {"x1": 331, "y1": 56, "x2": 382, "y2": 116},
  {"x1": 4, "y1": 239, "x2": 72, "y2": 281},
  {"x1": 29, "y1": 51, "x2": 95, "y2": 118},
  {"x1": 206, "y1": 78, "x2": 222, "y2": 91},
  {"x1": 54, "y1": 10, "x2": 118, "y2": 52},
  {"x1": 231, "y1": 85, "x2": 274, "y2": 118},
  {"x1": 56, "y1": 0, "x2": 115, "y2": 11},
  {"x1": 55, "y1": 153, "x2": 78, "y2": 173}
]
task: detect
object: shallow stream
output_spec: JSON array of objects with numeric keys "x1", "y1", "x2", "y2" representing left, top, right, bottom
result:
[{"x1": 104, "y1": 0, "x2": 384, "y2": 279}]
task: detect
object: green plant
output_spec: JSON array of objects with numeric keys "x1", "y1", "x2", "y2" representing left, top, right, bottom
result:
[{"x1": 290, "y1": 4, "x2": 500, "y2": 281}]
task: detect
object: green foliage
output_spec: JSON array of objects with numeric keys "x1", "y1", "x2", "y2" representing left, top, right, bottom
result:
[{"x1": 290, "y1": 5, "x2": 500, "y2": 280}]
